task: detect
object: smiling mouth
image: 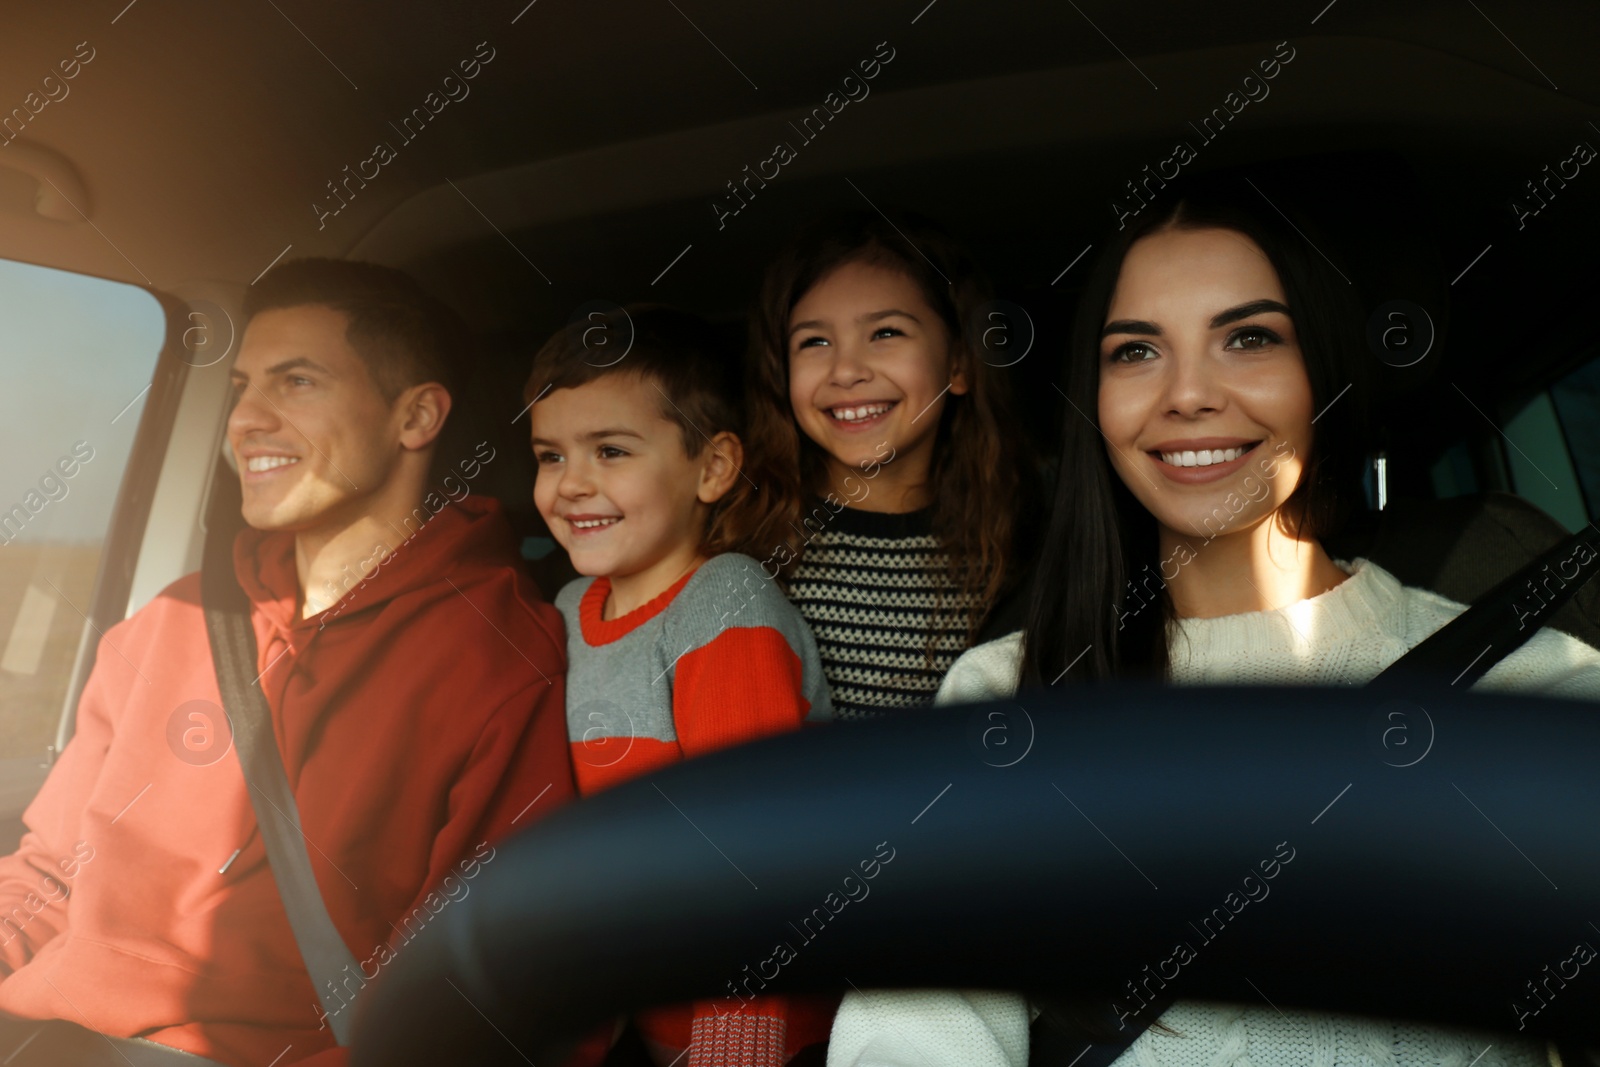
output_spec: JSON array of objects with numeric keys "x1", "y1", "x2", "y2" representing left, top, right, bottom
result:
[
  {"x1": 828, "y1": 401, "x2": 896, "y2": 425},
  {"x1": 1154, "y1": 442, "x2": 1261, "y2": 468},
  {"x1": 569, "y1": 517, "x2": 621, "y2": 530},
  {"x1": 245, "y1": 456, "x2": 300, "y2": 473}
]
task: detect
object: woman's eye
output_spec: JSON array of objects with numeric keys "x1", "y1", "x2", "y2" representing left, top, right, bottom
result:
[
  {"x1": 871, "y1": 326, "x2": 904, "y2": 341},
  {"x1": 598, "y1": 445, "x2": 628, "y2": 459},
  {"x1": 1226, "y1": 327, "x2": 1280, "y2": 350},
  {"x1": 794, "y1": 335, "x2": 828, "y2": 351},
  {"x1": 1108, "y1": 341, "x2": 1158, "y2": 364}
]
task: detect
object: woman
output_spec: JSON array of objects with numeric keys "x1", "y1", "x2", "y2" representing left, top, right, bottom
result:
[{"x1": 827, "y1": 177, "x2": 1600, "y2": 1066}]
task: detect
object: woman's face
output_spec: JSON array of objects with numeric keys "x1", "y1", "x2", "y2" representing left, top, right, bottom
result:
[{"x1": 1097, "y1": 226, "x2": 1316, "y2": 546}]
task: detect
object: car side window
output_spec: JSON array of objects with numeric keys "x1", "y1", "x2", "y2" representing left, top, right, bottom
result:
[
  {"x1": 1430, "y1": 373, "x2": 1593, "y2": 534},
  {"x1": 1550, "y1": 354, "x2": 1600, "y2": 526},
  {"x1": 1501, "y1": 390, "x2": 1587, "y2": 532},
  {"x1": 0, "y1": 259, "x2": 164, "y2": 766}
]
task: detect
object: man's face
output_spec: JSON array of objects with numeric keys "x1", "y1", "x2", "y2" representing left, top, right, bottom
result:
[{"x1": 227, "y1": 305, "x2": 406, "y2": 533}]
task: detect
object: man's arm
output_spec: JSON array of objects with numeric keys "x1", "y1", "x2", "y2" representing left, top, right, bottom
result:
[
  {"x1": 0, "y1": 632, "x2": 120, "y2": 976},
  {"x1": 377, "y1": 675, "x2": 573, "y2": 959},
  {"x1": 288, "y1": 674, "x2": 574, "y2": 1066},
  {"x1": 430, "y1": 674, "x2": 575, "y2": 877}
]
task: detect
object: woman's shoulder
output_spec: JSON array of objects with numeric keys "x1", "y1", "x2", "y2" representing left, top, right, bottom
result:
[
  {"x1": 1480, "y1": 622, "x2": 1600, "y2": 700},
  {"x1": 1324, "y1": 558, "x2": 1462, "y2": 644},
  {"x1": 935, "y1": 631, "x2": 1024, "y2": 704},
  {"x1": 1363, "y1": 559, "x2": 1600, "y2": 698}
]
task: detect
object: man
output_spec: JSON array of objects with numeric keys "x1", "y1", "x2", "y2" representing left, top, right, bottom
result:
[{"x1": 0, "y1": 260, "x2": 573, "y2": 1065}]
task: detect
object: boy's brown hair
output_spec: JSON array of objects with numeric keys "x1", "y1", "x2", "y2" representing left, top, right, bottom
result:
[{"x1": 524, "y1": 305, "x2": 759, "y2": 558}]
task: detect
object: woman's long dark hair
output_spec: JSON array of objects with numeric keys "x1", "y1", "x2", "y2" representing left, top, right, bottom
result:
[
  {"x1": 745, "y1": 208, "x2": 1038, "y2": 646},
  {"x1": 1020, "y1": 175, "x2": 1375, "y2": 689}
]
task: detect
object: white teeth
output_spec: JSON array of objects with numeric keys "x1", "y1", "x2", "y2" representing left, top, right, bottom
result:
[
  {"x1": 246, "y1": 456, "x2": 299, "y2": 472},
  {"x1": 1159, "y1": 446, "x2": 1248, "y2": 468},
  {"x1": 830, "y1": 402, "x2": 893, "y2": 423},
  {"x1": 570, "y1": 517, "x2": 620, "y2": 529}
]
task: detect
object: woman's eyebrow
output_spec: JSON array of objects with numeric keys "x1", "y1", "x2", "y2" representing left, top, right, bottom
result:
[
  {"x1": 1102, "y1": 319, "x2": 1160, "y2": 338},
  {"x1": 1210, "y1": 299, "x2": 1291, "y2": 328}
]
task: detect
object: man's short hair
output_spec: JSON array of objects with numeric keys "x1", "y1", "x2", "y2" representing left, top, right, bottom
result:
[{"x1": 243, "y1": 258, "x2": 469, "y2": 402}]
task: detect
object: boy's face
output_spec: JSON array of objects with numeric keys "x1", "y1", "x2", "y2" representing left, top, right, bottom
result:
[{"x1": 530, "y1": 372, "x2": 732, "y2": 589}]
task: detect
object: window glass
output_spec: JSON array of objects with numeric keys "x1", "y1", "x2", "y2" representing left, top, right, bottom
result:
[
  {"x1": 1550, "y1": 356, "x2": 1600, "y2": 523},
  {"x1": 0, "y1": 260, "x2": 165, "y2": 762},
  {"x1": 1428, "y1": 440, "x2": 1479, "y2": 500},
  {"x1": 1505, "y1": 391, "x2": 1586, "y2": 532}
]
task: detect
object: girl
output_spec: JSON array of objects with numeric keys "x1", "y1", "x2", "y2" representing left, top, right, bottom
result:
[
  {"x1": 745, "y1": 209, "x2": 1038, "y2": 720},
  {"x1": 826, "y1": 178, "x2": 1600, "y2": 1066}
]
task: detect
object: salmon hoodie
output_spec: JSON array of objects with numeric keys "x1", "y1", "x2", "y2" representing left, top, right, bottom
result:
[{"x1": 0, "y1": 495, "x2": 573, "y2": 1066}]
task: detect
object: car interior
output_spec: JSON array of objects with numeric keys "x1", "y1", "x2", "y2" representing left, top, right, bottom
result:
[{"x1": 0, "y1": 0, "x2": 1596, "y2": 1057}]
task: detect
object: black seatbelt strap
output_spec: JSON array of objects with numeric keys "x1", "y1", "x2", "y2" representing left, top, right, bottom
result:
[
  {"x1": 1371, "y1": 522, "x2": 1600, "y2": 689},
  {"x1": 1029, "y1": 995, "x2": 1176, "y2": 1067},
  {"x1": 200, "y1": 541, "x2": 362, "y2": 1046}
]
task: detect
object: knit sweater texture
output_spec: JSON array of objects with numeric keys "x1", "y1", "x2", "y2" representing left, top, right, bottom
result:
[
  {"x1": 555, "y1": 552, "x2": 832, "y2": 793},
  {"x1": 828, "y1": 559, "x2": 1600, "y2": 1067},
  {"x1": 555, "y1": 552, "x2": 833, "y2": 1066},
  {"x1": 786, "y1": 503, "x2": 981, "y2": 720}
]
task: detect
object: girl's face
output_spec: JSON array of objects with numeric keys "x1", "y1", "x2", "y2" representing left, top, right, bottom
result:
[
  {"x1": 1097, "y1": 226, "x2": 1316, "y2": 546},
  {"x1": 787, "y1": 258, "x2": 968, "y2": 502}
]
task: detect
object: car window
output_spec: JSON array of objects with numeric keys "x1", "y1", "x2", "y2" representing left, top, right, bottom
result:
[
  {"x1": 1429, "y1": 383, "x2": 1592, "y2": 534},
  {"x1": 0, "y1": 259, "x2": 165, "y2": 765},
  {"x1": 1503, "y1": 390, "x2": 1587, "y2": 532},
  {"x1": 1550, "y1": 354, "x2": 1600, "y2": 526}
]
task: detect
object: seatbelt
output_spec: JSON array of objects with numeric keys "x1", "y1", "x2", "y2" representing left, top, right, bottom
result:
[
  {"x1": 200, "y1": 535, "x2": 363, "y2": 1046},
  {"x1": 1028, "y1": 996, "x2": 1175, "y2": 1067},
  {"x1": 1030, "y1": 523, "x2": 1600, "y2": 1066},
  {"x1": 1370, "y1": 522, "x2": 1600, "y2": 688}
]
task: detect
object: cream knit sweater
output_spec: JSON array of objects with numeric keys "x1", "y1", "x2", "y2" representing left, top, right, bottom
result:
[{"x1": 827, "y1": 560, "x2": 1600, "y2": 1067}]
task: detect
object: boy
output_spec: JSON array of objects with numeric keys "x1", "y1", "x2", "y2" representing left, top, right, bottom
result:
[{"x1": 526, "y1": 306, "x2": 834, "y2": 1066}]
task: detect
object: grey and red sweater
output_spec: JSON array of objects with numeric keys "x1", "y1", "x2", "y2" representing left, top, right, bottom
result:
[{"x1": 554, "y1": 552, "x2": 834, "y2": 1065}]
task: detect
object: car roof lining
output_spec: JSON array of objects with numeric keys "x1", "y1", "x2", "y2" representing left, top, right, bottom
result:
[{"x1": 0, "y1": 1, "x2": 1592, "y2": 292}]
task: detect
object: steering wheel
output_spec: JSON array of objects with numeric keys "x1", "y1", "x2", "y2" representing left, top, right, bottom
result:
[{"x1": 349, "y1": 684, "x2": 1600, "y2": 1064}]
